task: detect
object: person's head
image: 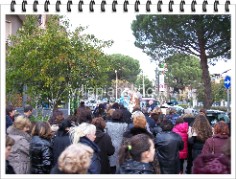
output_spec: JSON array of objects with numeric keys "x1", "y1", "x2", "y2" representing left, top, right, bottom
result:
[
  {"x1": 79, "y1": 101, "x2": 85, "y2": 107},
  {"x1": 91, "y1": 117, "x2": 106, "y2": 130},
  {"x1": 31, "y1": 121, "x2": 52, "y2": 139},
  {"x1": 13, "y1": 115, "x2": 31, "y2": 133},
  {"x1": 53, "y1": 110, "x2": 64, "y2": 124},
  {"x1": 175, "y1": 117, "x2": 184, "y2": 125},
  {"x1": 119, "y1": 134, "x2": 155, "y2": 164},
  {"x1": 132, "y1": 113, "x2": 147, "y2": 129},
  {"x1": 160, "y1": 119, "x2": 174, "y2": 131},
  {"x1": 70, "y1": 123, "x2": 96, "y2": 143},
  {"x1": 6, "y1": 105, "x2": 16, "y2": 117},
  {"x1": 58, "y1": 143, "x2": 93, "y2": 174},
  {"x1": 106, "y1": 108, "x2": 115, "y2": 118},
  {"x1": 6, "y1": 135, "x2": 15, "y2": 159},
  {"x1": 192, "y1": 114, "x2": 213, "y2": 142},
  {"x1": 58, "y1": 119, "x2": 72, "y2": 132},
  {"x1": 213, "y1": 121, "x2": 229, "y2": 136},
  {"x1": 199, "y1": 108, "x2": 206, "y2": 115},
  {"x1": 111, "y1": 109, "x2": 123, "y2": 121},
  {"x1": 78, "y1": 108, "x2": 92, "y2": 124},
  {"x1": 24, "y1": 105, "x2": 33, "y2": 117}
]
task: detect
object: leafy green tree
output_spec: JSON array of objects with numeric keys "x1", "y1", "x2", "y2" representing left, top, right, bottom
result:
[
  {"x1": 131, "y1": 15, "x2": 230, "y2": 109},
  {"x1": 6, "y1": 15, "x2": 112, "y2": 108},
  {"x1": 164, "y1": 54, "x2": 202, "y2": 92},
  {"x1": 106, "y1": 54, "x2": 141, "y2": 83}
]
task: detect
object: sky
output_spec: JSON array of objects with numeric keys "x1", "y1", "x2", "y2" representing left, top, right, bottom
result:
[{"x1": 66, "y1": 14, "x2": 233, "y2": 81}]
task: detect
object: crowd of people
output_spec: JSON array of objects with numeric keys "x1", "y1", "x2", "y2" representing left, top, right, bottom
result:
[{"x1": 5, "y1": 102, "x2": 231, "y2": 175}]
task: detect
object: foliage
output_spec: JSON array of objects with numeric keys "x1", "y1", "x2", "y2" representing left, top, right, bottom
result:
[
  {"x1": 131, "y1": 15, "x2": 231, "y2": 109},
  {"x1": 164, "y1": 53, "x2": 202, "y2": 92},
  {"x1": 6, "y1": 15, "x2": 113, "y2": 108},
  {"x1": 106, "y1": 54, "x2": 141, "y2": 84}
]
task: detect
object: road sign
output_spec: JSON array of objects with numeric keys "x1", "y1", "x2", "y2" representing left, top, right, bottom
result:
[{"x1": 224, "y1": 75, "x2": 231, "y2": 89}]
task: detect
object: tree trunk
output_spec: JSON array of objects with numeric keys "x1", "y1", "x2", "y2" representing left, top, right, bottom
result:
[{"x1": 196, "y1": 26, "x2": 213, "y2": 109}]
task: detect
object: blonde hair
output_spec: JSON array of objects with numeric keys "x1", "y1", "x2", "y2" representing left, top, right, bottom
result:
[
  {"x1": 58, "y1": 143, "x2": 93, "y2": 174},
  {"x1": 13, "y1": 115, "x2": 31, "y2": 130},
  {"x1": 69, "y1": 123, "x2": 96, "y2": 144}
]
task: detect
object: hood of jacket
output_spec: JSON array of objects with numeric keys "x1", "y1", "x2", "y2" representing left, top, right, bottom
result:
[{"x1": 7, "y1": 126, "x2": 31, "y2": 142}]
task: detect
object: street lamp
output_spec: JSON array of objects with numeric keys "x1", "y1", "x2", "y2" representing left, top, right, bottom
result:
[{"x1": 115, "y1": 70, "x2": 118, "y2": 101}]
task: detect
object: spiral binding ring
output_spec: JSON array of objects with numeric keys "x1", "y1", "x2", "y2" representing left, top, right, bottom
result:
[
  {"x1": 180, "y1": 0, "x2": 185, "y2": 12},
  {"x1": 146, "y1": 0, "x2": 151, "y2": 12},
  {"x1": 90, "y1": 0, "x2": 95, "y2": 12},
  {"x1": 157, "y1": 0, "x2": 162, "y2": 12},
  {"x1": 11, "y1": 0, "x2": 232, "y2": 13},
  {"x1": 33, "y1": 0, "x2": 38, "y2": 12},
  {"x1": 191, "y1": 0, "x2": 197, "y2": 12},
  {"x1": 135, "y1": 0, "x2": 140, "y2": 12},
  {"x1": 124, "y1": 0, "x2": 129, "y2": 12},
  {"x1": 22, "y1": 0, "x2": 27, "y2": 12},
  {"x1": 56, "y1": 0, "x2": 61, "y2": 12},
  {"x1": 67, "y1": 0, "x2": 72, "y2": 12},
  {"x1": 112, "y1": 0, "x2": 117, "y2": 12},
  {"x1": 10, "y1": 0, "x2": 16, "y2": 12},
  {"x1": 101, "y1": 0, "x2": 106, "y2": 12},
  {"x1": 44, "y1": 0, "x2": 50, "y2": 12},
  {"x1": 225, "y1": 0, "x2": 230, "y2": 12},
  {"x1": 169, "y1": 0, "x2": 174, "y2": 12},
  {"x1": 214, "y1": 0, "x2": 219, "y2": 12},
  {"x1": 78, "y1": 0, "x2": 83, "y2": 12},
  {"x1": 202, "y1": 0, "x2": 208, "y2": 12}
]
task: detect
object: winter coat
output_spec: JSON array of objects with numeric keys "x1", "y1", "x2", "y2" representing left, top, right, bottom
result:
[
  {"x1": 117, "y1": 159, "x2": 155, "y2": 174},
  {"x1": 6, "y1": 115, "x2": 13, "y2": 131},
  {"x1": 201, "y1": 134, "x2": 229, "y2": 155},
  {"x1": 30, "y1": 136, "x2": 53, "y2": 174},
  {"x1": 151, "y1": 124, "x2": 162, "y2": 137},
  {"x1": 51, "y1": 131, "x2": 71, "y2": 166},
  {"x1": 106, "y1": 121, "x2": 128, "y2": 167},
  {"x1": 6, "y1": 160, "x2": 15, "y2": 174},
  {"x1": 7, "y1": 126, "x2": 31, "y2": 174},
  {"x1": 172, "y1": 122, "x2": 188, "y2": 159},
  {"x1": 188, "y1": 136, "x2": 205, "y2": 161},
  {"x1": 80, "y1": 136, "x2": 101, "y2": 174},
  {"x1": 155, "y1": 131, "x2": 184, "y2": 174},
  {"x1": 94, "y1": 128, "x2": 115, "y2": 174},
  {"x1": 165, "y1": 113, "x2": 180, "y2": 125}
]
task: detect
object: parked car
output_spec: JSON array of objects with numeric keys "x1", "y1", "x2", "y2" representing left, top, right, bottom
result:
[{"x1": 206, "y1": 109, "x2": 230, "y2": 126}]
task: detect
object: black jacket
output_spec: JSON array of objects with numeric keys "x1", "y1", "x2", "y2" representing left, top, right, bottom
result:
[
  {"x1": 155, "y1": 131, "x2": 184, "y2": 174},
  {"x1": 94, "y1": 128, "x2": 115, "y2": 174},
  {"x1": 29, "y1": 136, "x2": 53, "y2": 174},
  {"x1": 117, "y1": 159, "x2": 155, "y2": 174},
  {"x1": 80, "y1": 136, "x2": 101, "y2": 174},
  {"x1": 51, "y1": 131, "x2": 71, "y2": 167},
  {"x1": 6, "y1": 160, "x2": 15, "y2": 174}
]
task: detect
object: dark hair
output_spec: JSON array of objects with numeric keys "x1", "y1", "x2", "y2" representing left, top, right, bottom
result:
[
  {"x1": 175, "y1": 117, "x2": 184, "y2": 125},
  {"x1": 57, "y1": 119, "x2": 72, "y2": 136},
  {"x1": 31, "y1": 121, "x2": 52, "y2": 139},
  {"x1": 111, "y1": 102, "x2": 120, "y2": 109},
  {"x1": 48, "y1": 110, "x2": 64, "y2": 125},
  {"x1": 78, "y1": 108, "x2": 92, "y2": 124},
  {"x1": 119, "y1": 134, "x2": 153, "y2": 164},
  {"x1": 91, "y1": 117, "x2": 106, "y2": 130},
  {"x1": 80, "y1": 101, "x2": 85, "y2": 107},
  {"x1": 6, "y1": 105, "x2": 15, "y2": 115},
  {"x1": 6, "y1": 135, "x2": 15, "y2": 147},
  {"x1": 160, "y1": 119, "x2": 174, "y2": 131},
  {"x1": 111, "y1": 109, "x2": 123, "y2": 121},
  {"x1": 24, "y1": 105, "x2": 33, "y2": 113},
  {"x1": 199, "y1": 108, "x2": 206, "y2": 115}
]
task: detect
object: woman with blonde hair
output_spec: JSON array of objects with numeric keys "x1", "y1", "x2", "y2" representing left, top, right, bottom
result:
[
  {"x1": 50, "y1": 143, "x2": 94, "y2": 174},
  {"x1": 7, "y1": 115, "x2": 31, "y2": 174},
  {"x1": 30, "y1": 121, "x2": 53, "y2": 174},
  {"x1": 69, "y1": 122, "x2": 101, "y2": 174}
]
